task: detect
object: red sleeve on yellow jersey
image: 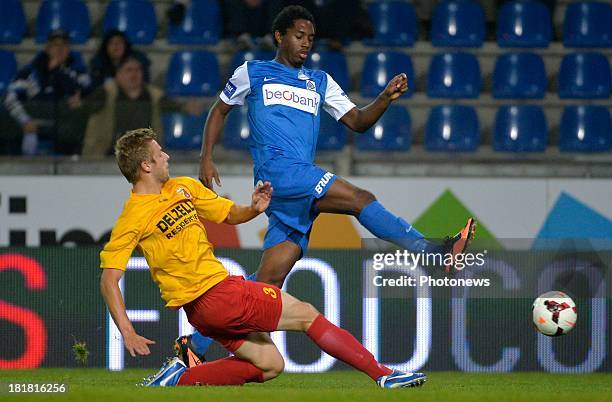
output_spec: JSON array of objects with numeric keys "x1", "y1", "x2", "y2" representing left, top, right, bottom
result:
[
  {"x1": 182, "y1": 177, "x2": 234, "y2": 224},
  {"x1": 100, "y1": 206, "x2": 143, "y2": 271}
]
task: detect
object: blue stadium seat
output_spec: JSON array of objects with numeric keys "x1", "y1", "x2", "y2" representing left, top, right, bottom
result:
[
  {"x1": 229, "y1": 50, "x2": 275, "y2": 73},
  {"x1": 305, "y1": 51, "x2": 350, "y2": 91},
  {"x1": 356, "y1": 105, "x2": 411, "y2": 151},
  {"x1": 431, "y1": 0, "x2": 485, "y2": 47},
  {"x1": 36, "y1": 0, "x2": 90, "y2": 44},
  {"x1": 166, "y1": 51, "x2": 220, "y2": 97},
  {"x1": 364, "y1": 1, "x2": 417, "y2": 46},
  {"x1": 493, "y1": 105, "x2": 548, "y2": 152},
  {"x1": 492, "y1": 52, "x2": 547, "y2": 99},
  {"x1": 563, "y1": 1, "x2": 612, "y2": 48},
  {"x1": 559, "y1": 106, "x2": 611, "y2": 152},
  {"x1": 163, "y1": 112, "x2": 206, "y2": 151},
  {"x1": 558, "y1": 53, "x2": 611, "y2": 99},
  {"x1": 103, "y1": 0, "x2": 157, "y2": 45},
  {"x1": 427, "y1": 52, "x2": 481, "y2": 98},
  {"x1": 0, "y1": 50, "x2": 17, "y2": 96},
  {"x1": 361, "y1": 52, "x2": 414, "y2": 98},
  {"x1": 425, "y1": 105, "x2": 480, "y2": 152},
  {"x1": 168, "y1": 0, "x2": 221, "y2": 44},
  {"x1": 223, "y1": 106, "x2": 250, "y2": 151},
  {"x1": 318, "y1": 112, "x2": 347, "y2": 151},
  {"x1": 497, "y1": 1, "x2": 552, "y2": 48},
  {"x1": 0, "y1": 0, "x2": 26, "y2": 44}
]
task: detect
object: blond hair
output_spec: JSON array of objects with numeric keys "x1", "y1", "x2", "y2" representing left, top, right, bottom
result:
[{"x1": 114, "y1": 128, "x2": 157, "y2": 184}]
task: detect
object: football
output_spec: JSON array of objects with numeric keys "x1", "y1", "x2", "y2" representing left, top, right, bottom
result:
[{"x1": 532, "y1": 291, "x2": 578, "y2": 336}]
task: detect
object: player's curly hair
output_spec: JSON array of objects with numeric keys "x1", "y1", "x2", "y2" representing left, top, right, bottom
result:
[
  {"x1": 271, "y1": 5, "x2": 315, "y2": 47},
  {"x1": 114, "y1": 128, "x2": 157, "y2": 184}
]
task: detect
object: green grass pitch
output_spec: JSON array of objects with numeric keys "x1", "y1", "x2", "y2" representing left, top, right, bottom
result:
[{"x1": 1, "y1": 369, "x2": 610, "y2": 402}]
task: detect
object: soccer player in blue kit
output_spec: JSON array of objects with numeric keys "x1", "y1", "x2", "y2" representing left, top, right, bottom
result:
[{"x1": 174, "y1": 5, "x2": 475, "y2": 369}]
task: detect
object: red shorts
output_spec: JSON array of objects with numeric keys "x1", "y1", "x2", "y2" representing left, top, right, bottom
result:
[{"x1": 183, "y1": 275, "x2": 283, "y2": 352}]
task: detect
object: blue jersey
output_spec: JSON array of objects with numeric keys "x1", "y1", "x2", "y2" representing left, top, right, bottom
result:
[{"x1": 220, "y1": 59, "x2": 355, "y2": 170}]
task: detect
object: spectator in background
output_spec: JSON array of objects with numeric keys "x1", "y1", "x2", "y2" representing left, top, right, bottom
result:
[
  {"x1": 222, "y1": 0, "x2": 282, "y2": 49},
  {"x1": 81, "y1": 55, "x2": 203, "y2": 157},
  {"x1": 222, "y1": 0, "x2": 371, "y2": 50},
  {"x1": 167, "y1": 0, "x2": 189, "y2": 25},
  {"x1": 2, "y1": 29, "x2": 90, "y2": 155},
  {"x1": 90, "y1": 30, "x2": 151, "y2": 90}
]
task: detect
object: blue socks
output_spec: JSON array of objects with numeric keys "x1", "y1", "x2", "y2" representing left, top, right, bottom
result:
[
  {"x1": 189, "y1": 272, "x2": 258, "y2": 357},
  {"x1": 358, "y1": 201, "x2": 442, "y2": 254},
  {"x1": 190, "y1": 331, "x2": 213, "y2": 356}
]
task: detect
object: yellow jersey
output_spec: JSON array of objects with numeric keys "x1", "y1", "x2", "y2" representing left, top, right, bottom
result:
[{"x1": 100, "y1": 176, "x2": 234, "y2": 307}]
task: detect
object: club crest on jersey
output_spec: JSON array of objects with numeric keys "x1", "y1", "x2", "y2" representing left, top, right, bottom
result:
[
  {"x1": 306, "y1": 80, "x2": 316, "y2": 91},
  {"x1": 177, "y1": 188, "x2": 191, "y2": 199}
]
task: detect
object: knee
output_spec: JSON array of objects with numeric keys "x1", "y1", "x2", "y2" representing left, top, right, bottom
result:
[
  {"x1": 261, "y1": 352, "x2": 285, "y2": 381},
  {"x1": 256, "y1": 270, "x2": 287, "y2": 288},
  {"x1": 353, "y1": 188, "x2": 376, "y2": 215},
  {"x1": 299, "y1": 302, "x2": 320, "y2": 331}
]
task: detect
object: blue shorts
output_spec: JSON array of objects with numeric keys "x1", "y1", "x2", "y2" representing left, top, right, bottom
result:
[{"x1": 255, "y1": 156, "x2": 337, "y2": 253}]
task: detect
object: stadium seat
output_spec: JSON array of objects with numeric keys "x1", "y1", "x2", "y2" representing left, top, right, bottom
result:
[
  {"x1": 163, "y1": 112, "x2": 206, "y2": 151},
  {"x1": 364, "y1": 1, "x2": 417, "y2": 46},
  {"x1": 0, "y1": 0, "x2": 26, "y2": 44},
  {"x1": 559, "y1": 106, "x2": 611, "y2": 152},
  {"x1": 558, "y1": 53, "x2": 611, "y2": 99},
  {"x1": 431, "y1": 0, "x2": 485, "y2": 47},
  {"x1": 166, "y1": 51, "x2": 220, "y2": 97},
  {"x1": 318, "y1": 112, "x2": 347, "y2": 151},
  {"x1": 425, "y1": 105, "x2": 480, "y2": 152},
  {"x1": 493, "y1": 105, "x2": 548, "y2": 152},
  {"x1": 496, "y1": 0, "x2": 552, "y2": 48},
  {"x1": 427, "y1": 52, "x2": 481, "y2": 98},
  {"x1": 229, "y1": 50, "x2": 275, "y2": 73},
  {"x1": 305, "y1": 51, "x2": 350, "y2": 91},
  {"x1": 103, "y1": 0, "x2": 157, "y2": 45},
  {"x1": 35, "y1": 0, "x2": 90, "y2": 44},
  {"x1": 361, "y1": 52, "x2": 414, "y2": 98},
  {"x1": 168, "y1": 0, "x2": 221, "y2": 44},
  {"x1": 356, "y1": 105, "x2": 411, "y2": 151},
  {"x1": 0, "y1": 50, "x2": 17, "y2": 97},
  {"x1": 492, "y1": 53, "x2": 547, "y2": 99},
  {"x1": 223, "y1": 106, "x2": 250, "y2": 151},
  {"x1": 563, "y1": 1, "x2": 612, "y2": 48}
]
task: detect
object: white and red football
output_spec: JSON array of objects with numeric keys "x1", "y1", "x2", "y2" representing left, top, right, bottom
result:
[{"x1": 532, "y1": 291, "x2": 577, "y2": 336}]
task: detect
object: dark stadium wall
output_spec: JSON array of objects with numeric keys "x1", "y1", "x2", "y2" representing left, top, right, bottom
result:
[{"x1": 0, "y1": 248, "x2": 610, "y2": 372}]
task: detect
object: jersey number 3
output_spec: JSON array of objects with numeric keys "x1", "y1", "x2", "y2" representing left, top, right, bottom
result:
[{"x1": 263, "y1": 287, "x2": 278, "y2": 299}]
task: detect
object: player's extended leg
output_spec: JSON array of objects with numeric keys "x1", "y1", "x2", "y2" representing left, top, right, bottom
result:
[
  {"x1": 277, "y1": 291, "x2": 426, "y2": 387},
  {"x1": 315, "y1": 178, "x2": 475, "y2": 264},
  {"x1": 253, "y1": 240, "x2": 302, "y2": 287},
  {"x1": 146, "y1": 332, "x2": 283, "y2": 386},
  {"x1": 177, "y1": 332, "x2": 284, "y2": 385}
]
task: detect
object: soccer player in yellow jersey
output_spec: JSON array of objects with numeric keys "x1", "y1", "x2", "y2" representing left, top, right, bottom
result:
[{"x1": 100, "y1": 128, "x2": 426, "y2": 388}]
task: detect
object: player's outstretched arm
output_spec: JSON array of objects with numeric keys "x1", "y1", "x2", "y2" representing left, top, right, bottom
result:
[
  {"x1": 340, "y1": 73, "x2": 408, "y2": 133},
  {"x1": 224, "y1": 181, "x2": 273, "y2": 225},
  {"x1": 100, "y1": 268, "x2": 156, "y2": 357},
  {"x1": 200, "y1": 99, "x2": 234, "y2": 189}
]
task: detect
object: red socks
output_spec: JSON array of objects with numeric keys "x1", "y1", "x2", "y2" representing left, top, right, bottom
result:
[
  {"x1": 178, "y1": 315, "x2": 390, "y2": 385},
  {"x1": 306, "y1": 314, "x2": 392, "y2": 380},
  {"x1": 177, "y1": 356, "x2": 264, "y2": 386}
]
